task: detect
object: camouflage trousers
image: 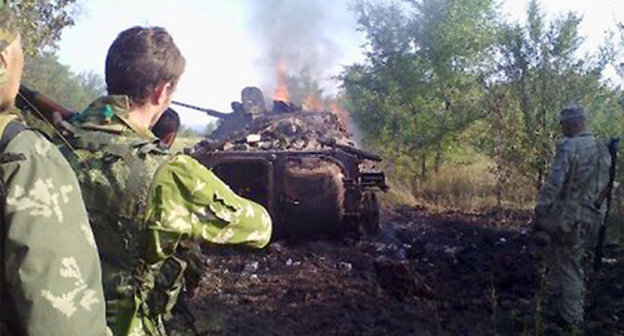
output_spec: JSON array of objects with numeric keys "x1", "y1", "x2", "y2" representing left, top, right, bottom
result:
[{"x1": 546, "y1": 220, "x2": 599, "y2": 325}]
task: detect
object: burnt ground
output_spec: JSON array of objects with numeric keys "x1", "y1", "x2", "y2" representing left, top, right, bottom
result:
[{"x1": 169, "y1": 207, "x2": 624, "y2": 336}]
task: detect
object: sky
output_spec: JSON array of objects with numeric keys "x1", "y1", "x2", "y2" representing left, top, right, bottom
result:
[{"x1": 55, "y1": 0, "x2": 624, "y2": 129}]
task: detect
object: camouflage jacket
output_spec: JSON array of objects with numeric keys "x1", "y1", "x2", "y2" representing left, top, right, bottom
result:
[
  {"x1": 535, "y1": 132, "x2": 611, "y2": 234},
  {"x1": 0, "y1": 107, "x2": 109, "y2": 336},
  {"x1": 60, "y1": 96, "x2": 272, "y2": 336}
]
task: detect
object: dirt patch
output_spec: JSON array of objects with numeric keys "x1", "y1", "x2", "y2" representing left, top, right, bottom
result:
[{"x1": 169, "y1": 207, "x2": 624, "y2": 336}]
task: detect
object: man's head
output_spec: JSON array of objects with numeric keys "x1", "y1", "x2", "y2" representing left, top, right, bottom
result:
[
  {"x1": 559, "y1": 105, "x2": 586, "y2": 137},
  {"x1": 105, "y1": 26, "x2": 185, "y2": 125},
  {"x1": 0, "y1": 0, "x2": 22, "y2": 109},
  {"x1": 152, "y1": 107, "x2": 180, "y2": 149}
]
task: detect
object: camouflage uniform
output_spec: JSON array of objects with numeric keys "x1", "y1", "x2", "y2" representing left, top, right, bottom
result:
[
  {"x1": 535, "y1": 130, "x2": 611, "y2": 325},
  {"x1": 0, "y1": 110, "x2": 110, "y2": 336},
  {"x1": 59, "y1": 96, "x2": 272, "y2": 336},
  {"x1": 0, "y1": 2, "x2": 109, "y2": 335}
]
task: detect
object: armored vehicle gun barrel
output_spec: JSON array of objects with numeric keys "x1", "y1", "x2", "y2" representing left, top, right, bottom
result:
[{"x1": 171, "y1": 100, "x2": 232, "y2": 119}]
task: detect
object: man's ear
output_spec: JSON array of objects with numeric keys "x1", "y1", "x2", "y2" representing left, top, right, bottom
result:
[
  {"x1": 152, "y1": 81, "x2": 174, "y2": 106},
  {"x1": 0, "y1": 49, "x2": 9, "y2": 84}
]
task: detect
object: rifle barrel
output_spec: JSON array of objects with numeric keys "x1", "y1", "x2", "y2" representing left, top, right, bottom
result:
[
  {"x1": 18, "y1": 84, "x2": 76, "y2": 120},
  {"x1": 171, "y1": 101, "x2": 230, "y2": 119}
]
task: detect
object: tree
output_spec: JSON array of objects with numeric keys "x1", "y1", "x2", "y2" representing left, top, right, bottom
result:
[
  {"x1": 21, "y1": 51, "x2": 105, "y2": 110},
  {"x1": 10, "y1": 0, "x2": 78, "y2": 56},
  {"x1": 342, "y1": 0, "x2": 499, "y2": 175},
  {"x1": 495, "y1": 0, "x2": 622, "y2": 188}
]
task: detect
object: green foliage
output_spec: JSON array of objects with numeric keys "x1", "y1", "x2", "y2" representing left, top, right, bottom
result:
[
  {"x1": 343, "y1": 0, "x2": 624, "y2": 209},
  {"x1": 342, "y1": 0, "x2": 499, "y2": 174},
  {"x1": 203, "y1": 122, "x2": 216, "y2": 137},
  {"x1": 495, "y1": 0, "x2": 622, "y2": 186},
  {"x1": 21, "y1": 51, "x2": 105, "y2": 110},
  {"x1": 10, "y1": 0, "x2": 78, "y2": 56},
  {"x1": 178, "y1": 125, "x2": 203, "y2": 138}
]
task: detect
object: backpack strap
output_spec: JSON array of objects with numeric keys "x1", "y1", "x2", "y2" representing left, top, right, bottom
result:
[
  {"x1": 0, "y1": 115, "x2": 27, "y2": 153},
  {"x1": 0, "y1": 115, "x2": 27, "y2": 334}
]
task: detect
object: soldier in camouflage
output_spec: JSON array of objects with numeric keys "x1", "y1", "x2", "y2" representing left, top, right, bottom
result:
[
  {"x1": 0, "y1": 1, "x2": 110, "y2": 335},
  {"x1": 534, "y1": 105, "x2": 611, "y2": 334},
  {"x1": 58, "y1": 26, "x2": 272, "y2": 336}
]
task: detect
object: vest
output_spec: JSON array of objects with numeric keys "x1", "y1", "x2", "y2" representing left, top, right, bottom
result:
[{"x1": 61, "y1": 124, "x2": 183, "y2": 335}]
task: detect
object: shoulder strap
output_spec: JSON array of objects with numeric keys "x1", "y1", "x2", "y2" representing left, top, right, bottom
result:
[
  {"x1": 0, "y1": 115, "x2": 27, "y2": 153},
  {"x1": 0, "y1": 117, "x2": 27, "y2": 333}
]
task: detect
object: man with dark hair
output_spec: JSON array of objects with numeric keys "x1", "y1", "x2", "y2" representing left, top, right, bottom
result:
[
  {"x1": 152, "y1": 107, "x2": 180, "y2": 149},
  {"x1": 0, "y1": 1, "x2": 109, "y2": 335},
  {"x1": 534, "y1": 105, "x2": 611, "y2": 334},
  {"x1": 105, "y1": 26, "x2": 185, "y2": 107},
  {"x1": 59, "y1": 26, "x2": 272, "y2": 336}
]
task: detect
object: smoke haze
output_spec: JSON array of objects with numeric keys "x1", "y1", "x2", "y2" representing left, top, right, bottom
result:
[{"x1": 247, "y1": 0, "x2": 359, "y2": 97}]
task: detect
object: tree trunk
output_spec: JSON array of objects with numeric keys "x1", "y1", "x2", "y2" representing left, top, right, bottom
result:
[
  {"x1": 434, "y1": 146, "x2": 443, "y2": 174},
  {"x1": 420, "y1": 153, "x2": 427, "y2": 179}
]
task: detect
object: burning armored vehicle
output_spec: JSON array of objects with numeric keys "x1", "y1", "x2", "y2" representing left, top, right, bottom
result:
[{"x1": 178, "y1": 87, "x2": 387, "y2": 239}]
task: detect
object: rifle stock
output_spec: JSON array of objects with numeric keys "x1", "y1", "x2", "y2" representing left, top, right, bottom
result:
[{"x1": 17, "y1": 84, "x2": 77, "y2": 123}]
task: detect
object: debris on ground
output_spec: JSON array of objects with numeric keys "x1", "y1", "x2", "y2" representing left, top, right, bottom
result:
[{"x1": 169, "y1": 207, "x2": 624, "y2": 336}]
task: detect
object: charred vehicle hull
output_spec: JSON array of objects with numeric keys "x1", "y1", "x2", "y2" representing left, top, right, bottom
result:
[{"x1": 191, "y1": 147, "x2": 386, "y2": 238}]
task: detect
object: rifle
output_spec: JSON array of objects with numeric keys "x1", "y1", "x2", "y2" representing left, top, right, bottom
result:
[
  {"x1": 594, "y1": 137, "x2": 620, "y2": 271},
  {"x1": 16, "y1": 84, "x2": 77, "y2": 125}
]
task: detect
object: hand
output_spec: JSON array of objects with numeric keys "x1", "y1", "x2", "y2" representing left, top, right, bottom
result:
[{"x1": 52, "y1": 111, "x2": 65, "y2": 128}]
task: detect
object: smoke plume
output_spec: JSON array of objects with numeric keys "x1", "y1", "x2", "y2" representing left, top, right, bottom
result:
[{"x1": 247, "y1": 0, "x2": 348, "y2": 99}]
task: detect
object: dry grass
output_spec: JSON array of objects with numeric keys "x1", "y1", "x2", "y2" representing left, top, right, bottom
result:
[
  {"x1": 379, "y1": 154, "x2": 535, "y2": 213},
  {"x1": 170, "y1": 136, "x2": 202, "y2": 153}
]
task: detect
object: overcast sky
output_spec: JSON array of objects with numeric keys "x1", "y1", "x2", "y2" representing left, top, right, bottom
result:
[{"x1": 55, "y1": 0, "x2": 624, "y2": 128}]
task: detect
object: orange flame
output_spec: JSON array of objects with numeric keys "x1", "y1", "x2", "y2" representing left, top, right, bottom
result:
[
  {"x1": 273, "y1": 61, "x2": 290, "y2": 101},
  {"x1": 303, "y1": 92, "x2": 324, "y2": 111},
  {"x1": 328, "y1": 99, "x2": 350, "y2": 126}
]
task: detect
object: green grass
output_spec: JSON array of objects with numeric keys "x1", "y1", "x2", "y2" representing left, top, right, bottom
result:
[{"x1": 171, "y1": 136, "x2": 202, "y2": 154}]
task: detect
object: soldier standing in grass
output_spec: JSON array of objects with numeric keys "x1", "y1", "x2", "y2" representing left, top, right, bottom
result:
[
  {"x1": 534, "y1": 105, "x2": 611, "y2": 334},
  {"x1": 0, "y1": 1, "x2": 110, "y2": 335},
  {"x1": 57, "y1": 26, "x2": 272, "y2": 336}
]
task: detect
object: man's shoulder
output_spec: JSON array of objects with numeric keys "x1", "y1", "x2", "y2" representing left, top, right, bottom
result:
[
  {"x1": 164, "y1": 154, "x2": 206, "y2": 171},
  {"x1": 558, "y1": 133, "x2": 601, "y2": 150},
  {"x1": 555, "y1": 136, "x2": 576, "y2": 153},
  {"x1": 4, "y1": 128, "x2": 55, "y2": 157},
  {"x1": 2, "y1": 129, "x2": 79, "y2": 178}
]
